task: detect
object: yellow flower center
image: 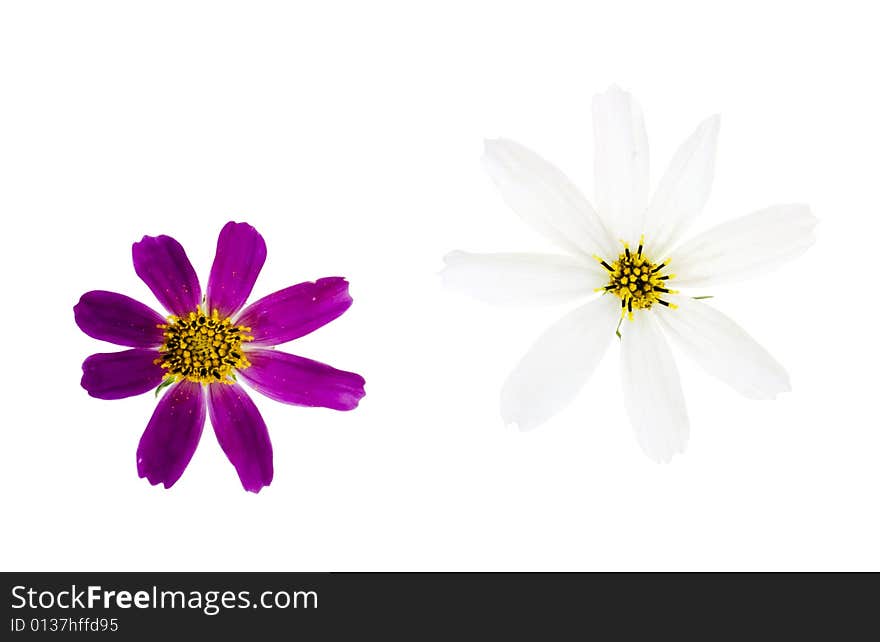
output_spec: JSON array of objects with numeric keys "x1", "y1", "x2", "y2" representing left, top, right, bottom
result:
[
  {"x1": 595, "y1": 237, "x2": 678, "y2": 320},
  {"x1": 156, "y1": 310, "x2": 253, "y2": 384}
]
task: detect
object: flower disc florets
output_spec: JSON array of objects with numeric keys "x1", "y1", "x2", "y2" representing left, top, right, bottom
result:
[
  {"x1": 597, "y1": 237, "x2": 678, "y2": 319},
  {"x1": 157, "y1": 310, "x2": 253, "y2": 384}
]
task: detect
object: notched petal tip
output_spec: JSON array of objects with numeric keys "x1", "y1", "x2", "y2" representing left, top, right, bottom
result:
[
  {"x1": 133, "y1": 233, "x2": 154, "y2": 248},
  {"x1": 788, "y1": 203, "x2": 819, "y2": 227},
  {"x1": 131, "y1": 233, "x2": 175, "y2": 255},
  {"x1": 641, "y1": 442, "x2": 687, "y2": 464},
  {"x1": 749, "y1": 374, "x2": 792, "y2": 401},
  {"x1": 698, "y1": 114, "x2": 721, "y2": 146},
  {"x1": 337, "y1": 376, "x2": 367, "y2": 411},
  {"x1": 592, "y1": 84, "x2": 641, "y2": 113},
  {"x1": 223, "y1": 220, "x2": 259, "y2": 232},
  {"x1": 439, "y1": 251, "x2": 466, "y2": 282},
  {"x1": 698, "y1": 113, "x2": 722, "y2": 145},
  {"x1": 635, "y1": 419, "x2": 689, "y2": 464},
  {"x1": 595, "y1": 83, "x2": 622, "y2": 98},
  {"x1": 136, "y1": 465, "x2": 177, "y2": 490},
  {"x1": 481, "y1": 137, "x2": 526, "y2": 173},
  {"x1": 218, "y1": 221, "x2": 267, "y2": 251},
  {"x1": 240, "y1": 464, "x2": 274, "y2": 494},
  {"x1": 328, "y1": 276, "x2": 354, "y2": 306},
  {"x1": 440, "y1": 250, "x2": 467, "y2": 271},
  {"x1": 500, "y1": 412, "x2": 538, "y2": 433},
  {"x1": 703, "y1": 113, "x2": 722, "y2": 130},
  {"x1": 481, "y1": 138, "x2": 509, "y2": 172},
  {"x1": 320, "y1": 275, "x2": 351, "y2": 293},
  {"x1": 482, "y1": 137, "x2": 506, "y2": 154},
  {"x1": 72, "y1": 297, "x2": 88, "y2": 329}
]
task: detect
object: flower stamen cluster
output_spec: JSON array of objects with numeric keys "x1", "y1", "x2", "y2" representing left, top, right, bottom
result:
[
  {"x1": 596, "y1": 236, "x2": 678, "y2": 319},
  {"x1": 156, "y1": 310, "x2": 253, "y2": 384}
]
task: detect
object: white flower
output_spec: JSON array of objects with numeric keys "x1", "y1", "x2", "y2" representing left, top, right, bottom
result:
[{"x1": 442, "y1": 85, "x2": 817, "y2": 462}]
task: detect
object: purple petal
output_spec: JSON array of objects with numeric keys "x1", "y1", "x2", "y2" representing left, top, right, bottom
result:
[
  {"x1": 235, "y1": 277, "x2": 353, "y2": 346},
  {"x1": 132, "y1": 234, "x2": 201, "y2": 317},
  {"x1": 74, "y1": 290, "x2": 166, "y2": 348},
  {"x1": 208, "y1": 383, "x2": 273, "y2": 493},
  {"x1": 81, "y1": 349, "x2": 166, "y2": 400},
  {"x1": 239, "y1": 349, "x2": 365, "y2": 411},
  {"x1": 137, "y1": 381, "x2": 206, "y2": 489},
  {"x1": 206, "y1": 222, "x2": 267, "y2": 319}
]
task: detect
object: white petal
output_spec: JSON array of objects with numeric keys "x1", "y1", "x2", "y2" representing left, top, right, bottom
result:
[
  {"x1": 441, "y1": 251, "x2": 605, "y2": 307},
  {"x1": 620, "y1": 312, "x2": 689, "y2": 462},
  {"x1": 671, "y1": 204, "x2": 817, "y2": 288},
  {"x1": 501, "y1": 295, "x2": 619, "y2": 431},
  {"x1": 592, "y1": 85, "x2": 650, "y2": 243},
  {"x1": 483, "y1": 139, "x2": 616, "y2": 259},
  {"x1": 655, "y1": 297, "x2": 790, "y2": 399},
  {"x1": 644, "y1": 115, "x2": 720, "y2": 257}
]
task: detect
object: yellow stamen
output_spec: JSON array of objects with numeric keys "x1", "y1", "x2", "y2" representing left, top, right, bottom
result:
[
  {"x1": 155, "y1": 309, "x2": 253, "y2": 384},
  {"x1": 598, "y1": 238, "x2": 677, "y2": 319}
]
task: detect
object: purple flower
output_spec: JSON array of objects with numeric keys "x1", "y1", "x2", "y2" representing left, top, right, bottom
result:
[{"x1": 75, "y1": 222, "x2": 366, "y2": 493}]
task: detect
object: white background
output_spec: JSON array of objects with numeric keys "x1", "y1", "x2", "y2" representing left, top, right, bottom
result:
[{"x1": 1, "y1": 1, "x2": 877, "y2": 571}]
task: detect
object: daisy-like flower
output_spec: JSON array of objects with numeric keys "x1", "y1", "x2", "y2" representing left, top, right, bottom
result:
[
  {"x1": 75, "y1": 222, "x2": 365, "y2": 491},
  {"x1": 443, "y1": 86, "x2": 816, "y2": 462}
]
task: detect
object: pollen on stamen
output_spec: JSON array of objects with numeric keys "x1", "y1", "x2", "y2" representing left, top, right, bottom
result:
[
  {"x1": 155, "y1": 309, "x2": 253, "y2": 385},
  {"x1": 598, "y1": 239, "x2": 677, "y2": 319}
]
